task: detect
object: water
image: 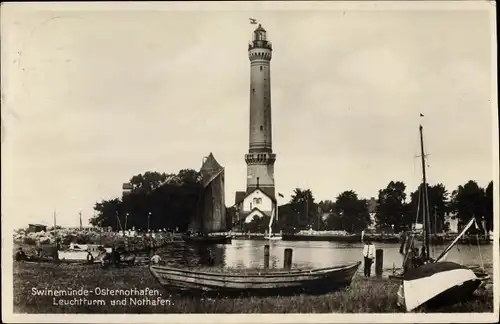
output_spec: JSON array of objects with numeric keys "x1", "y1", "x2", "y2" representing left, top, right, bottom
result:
[{"x1": 156, "y1": 240, "x2": 493, "y2": 274}]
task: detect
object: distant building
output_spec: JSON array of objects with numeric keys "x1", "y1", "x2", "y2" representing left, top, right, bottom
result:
[
  {"x1": 367, "y1": 197, "x2": 377, "y2": 230},
  {"x1": 28, "y1": 224, "x2": 47, "y2": 233},
  {"x1": 235, "y1": 187, "x2": 276, "y2": 223},
  {"x1": 444, "y1": 212, "x2": 459, "y2": 233}
]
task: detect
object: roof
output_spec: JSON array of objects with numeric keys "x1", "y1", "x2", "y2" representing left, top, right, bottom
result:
[
  {"x1": 239, "y1": 207, "x2": 272, "y2": 220},
  {"x1": 234, "y1": 186, "x2": 276, "y2": 205},
  {"x1": 248, "y1": 186, "x2": 276, "y2": 202},
  {"x1": 29, "y1": 224, "x2": 47, "y2": 227},
  {"x1": 199, "y1": 153, "x2": 224, "y2": 188},
  {"x1": 254, "y1": 24, "x2": 266, "y2": 32},
  {"x1": 234, "y1": 191, "x2": 246, "y2": 205}
]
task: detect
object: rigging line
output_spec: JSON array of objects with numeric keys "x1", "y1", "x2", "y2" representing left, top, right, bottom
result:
[
  {"x1": 414, "y1": 183, "x2": 421, "y2": 226},
  {"x1": 476, "y1": 234, "x2": 485, "y2": 271},
  {"x1": 428, "y1": 192, "x2": 434, "y2": 257}
]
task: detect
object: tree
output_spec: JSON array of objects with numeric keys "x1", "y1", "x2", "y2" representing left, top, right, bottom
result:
[
  {"x1": 406, "y1": 183, "x2": 449, "y2": 233},
  {"x1": 333, "y1": 191, "x2": 371, "y2": 233},
  {"x1": 450, "y1": 180, "x2": 486, "y2": 232},
  {"x1": 375, "y1": 181, "x2": 407, "y2": 232},
  {"x1": 129, "y1": 171, "x2": 168, "y2": 193},
  {"x1": 90, "y1": 198, "x2": 122, "y2": 228},
  {"x1": 89, "y1": 169, "x2": 203, "y2": 232},
  {"x1": 484, "y1": 181, "x2": 493, "y2": 232},
  {"x1": 178, "y1": 169, "x2": 202, "y2": 185},
  {"x1": 276, "y1": 203, "x2": 296, "y2": 233},
  {"x1": 289, "y1": 188, "x2": 318, "y2": 230},
  {"x1": 317, "y1": 200, "x2": 336, "y2": 215},
  {"x1": 242, "y1": 215, "x2": 270, "y2": 233}
]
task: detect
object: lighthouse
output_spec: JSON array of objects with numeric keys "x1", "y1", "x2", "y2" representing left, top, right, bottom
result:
[
  {"x1": 245, "y1": 24, "x2": 276, "y2": 196},
  {"x1": 234, "y1": 24, "x2": 277, "y2": 224}
]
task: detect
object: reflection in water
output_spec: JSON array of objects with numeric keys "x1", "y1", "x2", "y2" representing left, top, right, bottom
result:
[{"x1": 157, "y1": 240, "x2": 493, "y2": 273}]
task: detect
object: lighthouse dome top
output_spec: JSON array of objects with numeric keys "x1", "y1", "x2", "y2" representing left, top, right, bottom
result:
[
  {"x1": 249, "y1": 24, "x2": 272, "y2": 51},
  {"x1": 252, "y1": 24, "x2": 268, "y2": 41}
]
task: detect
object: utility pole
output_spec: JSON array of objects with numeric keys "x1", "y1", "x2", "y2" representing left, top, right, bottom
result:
[
  {"x1": 99, "y1": 218, "x2": 103, "y2": 245},
  {"x1": 79, "y1": 211, "x2": 83, "y2": 230},
  {"x1": 317, "y1": 205, "x2": 321, "y2": 231}
]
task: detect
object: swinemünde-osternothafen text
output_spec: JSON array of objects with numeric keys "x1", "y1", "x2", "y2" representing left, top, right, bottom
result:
[{"x1": 31, "y1": 287, "x2": 161, "y2": 297}]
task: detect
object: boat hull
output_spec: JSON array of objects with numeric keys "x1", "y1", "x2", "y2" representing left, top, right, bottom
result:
[
  {"x1": 424, "y1": 278, "x2": 482, "y2": 310},
  {"x1": 401, "y1": 261, "x2": 482, "y2": 312},
  {"x1": 182, "y1": 235, "x2": 232, "y2": 245},
  {"x1": 149, "y1": 262, "x2": 361, "y2": 297},
  {"x1": 282, "y1": 234, "x2": 362, "y2": 243},
  {"x1": 264, "y1": 236, "x2": 283, "y2": 241}
]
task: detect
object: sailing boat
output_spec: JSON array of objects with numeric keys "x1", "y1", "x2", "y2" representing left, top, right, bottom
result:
[
  {"x1": 396, "y1": 124, "x2": 484, "y2": 312},
  {"x1": 264, "y1": 205, "x2": 282, "y2": 240},
  {"x1": 183, "y1": 153, "x2": 232, "y2": 245}
]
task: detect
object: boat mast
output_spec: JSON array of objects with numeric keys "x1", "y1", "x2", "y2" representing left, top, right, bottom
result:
[
  {"x1": 268, "y1": 206, "x2": 275, "y2": 238},
  {"x1": 419, "y1": 125, "x2": 431, "y2": 259},
  {"x1": 306, "y1": 192, "x2": 309, "y2": 229}
]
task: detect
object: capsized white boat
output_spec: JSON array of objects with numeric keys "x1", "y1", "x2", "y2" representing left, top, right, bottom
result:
[{"x1": 398, "y1": 261, "x2": 481, "y2": 311}]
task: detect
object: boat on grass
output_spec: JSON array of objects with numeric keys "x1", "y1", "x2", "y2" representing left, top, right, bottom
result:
[
  {"x1": 149, "y1": 261, "x2": 361, "y2": 297},
  {"x1": 395, "y1": 123, "x2": 487, "y2": 312},
  {"x1": 397, "y1": 261, "x2": 482, "y2": 311}
]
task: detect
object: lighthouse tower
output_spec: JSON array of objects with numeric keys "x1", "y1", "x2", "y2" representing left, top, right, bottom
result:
[
  {"x1": 245, "y1": 24, "x2": 276, "y2": 198},
  {"x1": 233, "y1": 24, "x2": 276, "y2": 223}
]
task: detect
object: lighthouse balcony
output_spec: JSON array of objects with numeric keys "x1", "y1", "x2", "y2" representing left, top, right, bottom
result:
[
  {"x1": 248, "y1": 40, "x2": 272, "y2": 51},
  {"x1": 245, "y1": 153, "x2": 276, "y2": 164}
]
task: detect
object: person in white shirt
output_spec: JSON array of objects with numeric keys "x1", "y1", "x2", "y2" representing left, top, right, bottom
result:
[
  {"x1": 150, "y1": 254, "x2": 161, "y2": 264},
  {"x1": 362, "y1": 239, "x2": 376, "y2": 278}
]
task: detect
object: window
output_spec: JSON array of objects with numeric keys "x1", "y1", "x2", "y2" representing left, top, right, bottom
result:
[
  {"x1": 260, "y1": 125, "x2": 263, "y2": 131},
  {"x1": 260, "y1": 66, "x2": 263, "y2": 71},
  {"x1": 253, "y1": 198, "x2": 262, "y2": 204}
]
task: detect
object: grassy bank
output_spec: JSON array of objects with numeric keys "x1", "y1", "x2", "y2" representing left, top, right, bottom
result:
[{"x1": 13, "y1": 262, "x2": 493, "y2": 313}]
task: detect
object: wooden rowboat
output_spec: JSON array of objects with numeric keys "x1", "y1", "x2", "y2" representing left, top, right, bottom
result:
[{"x1": 149, "y1": 261, "x2": 361, "y2": 297}]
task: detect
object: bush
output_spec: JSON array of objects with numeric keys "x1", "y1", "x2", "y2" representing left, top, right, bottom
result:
[{"x1": 23, "y1": 237, "x2": 36, "y2": 245}]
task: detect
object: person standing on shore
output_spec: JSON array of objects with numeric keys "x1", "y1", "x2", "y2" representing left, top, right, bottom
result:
[
  {"x1": 362, "y1": 239, "x2": 376, "y2": 278},
  {"x1": 86, "y1": 251, "x2": 94, "y2": 264},
  {"x1": 15, "y1": 247, "x2": 27, "y2": 262}
]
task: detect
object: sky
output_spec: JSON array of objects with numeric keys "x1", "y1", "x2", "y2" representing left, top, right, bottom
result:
[{"x1": 1, "y1": 2, "x2": 497, "y2": 229}]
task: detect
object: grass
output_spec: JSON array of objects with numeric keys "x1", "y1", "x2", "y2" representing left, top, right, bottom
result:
[{"x1": 13, "y1": 261, "x2": 493, "y2": 314}]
